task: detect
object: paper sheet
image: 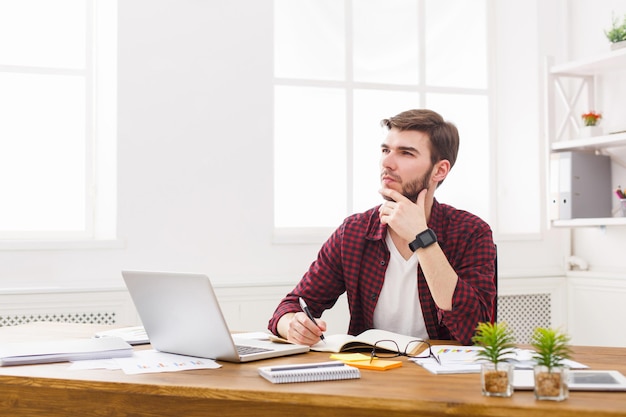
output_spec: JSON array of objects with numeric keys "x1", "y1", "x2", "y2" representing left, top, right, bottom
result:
[
  {"x1": 411, "y1": 345, "x2": 588, "y2": 375},
  {"x1": 113, "y1": 350, "x2": 221, "y2": 374}
]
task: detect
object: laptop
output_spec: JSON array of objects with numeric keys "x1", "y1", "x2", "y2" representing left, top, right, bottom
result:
[{"x1": 121, "y1": 270, "x2": 309, "y2": 362}]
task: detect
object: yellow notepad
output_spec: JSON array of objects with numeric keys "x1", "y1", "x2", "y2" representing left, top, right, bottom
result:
[
  {"x1": 330, "y1": 353, "x2": 371, "y2": 361},
  {"x1": 345, "y1": 359, "x2": 403, "y2": 371},
  {"x1": 330, "y1": 353, "x2": 403, "y2": 371}
]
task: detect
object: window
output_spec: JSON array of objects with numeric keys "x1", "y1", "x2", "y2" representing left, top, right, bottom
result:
[
  {"x1": 0, "y1": 0, "x2": 117, "y2": 243},
  {"x1": 273, "y1": 0, "x2": 491, "y2": 239}
]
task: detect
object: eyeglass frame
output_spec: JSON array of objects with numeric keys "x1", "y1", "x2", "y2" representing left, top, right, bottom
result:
[{"x1": 369, "y1": 339, "x2": 441, "y2": 365}]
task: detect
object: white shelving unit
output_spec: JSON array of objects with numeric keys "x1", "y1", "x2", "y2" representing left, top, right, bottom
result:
[
  {"x1": 550, "y1": 132, "x2": 626, "y2": 152},
  {"x1": 549, "y1": 47, "x2": 626, "y2": 76},
  {"x1": 546, "y1": 47, "x2": 626, "y2": 227}
]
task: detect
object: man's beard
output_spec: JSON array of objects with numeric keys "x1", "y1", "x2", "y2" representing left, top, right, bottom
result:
[{"x1": 382, "y1": 167, "x2": 433, "y2": 203}]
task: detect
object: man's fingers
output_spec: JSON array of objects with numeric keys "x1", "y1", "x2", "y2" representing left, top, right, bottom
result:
[
  {"x1": 289, "y1": 312, "x2": 325, "y2": 345},
  {"x1": 379, "y1": 187, "x2": 411, "y2": 203}
]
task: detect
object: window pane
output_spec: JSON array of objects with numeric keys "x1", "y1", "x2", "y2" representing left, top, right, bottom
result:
[
  {"x1": 0, "y1": 0, "x2": 86, "y2": 69},
  {"x1": 274, "y1": 0, "x2": 345, "y2": 80},
  {"x1": 353, "y1": 0, "x2": 419, "y2": 84},
  {"x1": 426, "y1": 93, "x2": 491, "y2": 224},
  {"x1": 0, "y1": 73, "x2": 85, "y2": 232},
  {"x1": 274, "y1": 86, "x2": 347, "y2": 227},
  {"x1": 425, "y1": 0, "x2": 487, "y2": 89},
  {"x1": 274, "y1": 0, "x2": 494, "y2": 235},
  {"x1": 352, "y1": 89, "x2": 422, "y2": 213}
]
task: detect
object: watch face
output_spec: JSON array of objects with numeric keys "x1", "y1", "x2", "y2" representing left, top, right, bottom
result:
[
  {"x1": 409, "y1": 229, "x2": 437, "y2": 251},
  {"x1": 419, "y1": 231, "x2": 436, "y2": 246}
]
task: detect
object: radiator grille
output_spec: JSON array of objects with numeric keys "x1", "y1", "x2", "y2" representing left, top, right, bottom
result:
[
  {"x1": 498, "y1": 293, "x2": 551, "y2": 344},
  {"x1": 0, "y1": 312, "x2": 117, "y2": 327}
]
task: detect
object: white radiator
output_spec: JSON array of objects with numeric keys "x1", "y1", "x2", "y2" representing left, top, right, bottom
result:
[
  {"x1": 0, "y1": 289, "x2": 138, "y2": 328},
  {"x1": 0, "y1": 284, "x2": 558, "y2": 345},
  {"x1": 498, "y1": 293, "x2": 552, "y2": 344}
]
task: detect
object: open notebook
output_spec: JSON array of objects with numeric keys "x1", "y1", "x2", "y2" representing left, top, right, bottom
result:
[{"x1": 122, "y1": 270, "x2": 309, "y2": 362}]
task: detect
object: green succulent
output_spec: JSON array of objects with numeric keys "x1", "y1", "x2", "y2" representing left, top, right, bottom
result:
[
  {"x1": 605, "y1": 13, "x2": 626, "y2": 43},
  {"x1": 531, "y1": 327, "x2": 572, "y2": 370},
  {"x1": 472, "y1": 322, "x2": 516, "y2": 368}
]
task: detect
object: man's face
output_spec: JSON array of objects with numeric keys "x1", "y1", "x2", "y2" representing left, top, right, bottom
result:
[{"x1": 380, "y1": 128, "x2": 435, "y2": 203}]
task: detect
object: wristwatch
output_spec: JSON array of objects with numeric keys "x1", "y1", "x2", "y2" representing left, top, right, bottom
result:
[{"x1": 408, "y1": 228, "x2": 437, "y2": 252}]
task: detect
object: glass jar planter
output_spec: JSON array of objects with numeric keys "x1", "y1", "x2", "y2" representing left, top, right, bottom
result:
[
  {"x1": 480, "y1": 362, "x2": 514, "y2": 397},
  {"x1": 534, "y1": 365, "x2": 569, "y2": 401}
]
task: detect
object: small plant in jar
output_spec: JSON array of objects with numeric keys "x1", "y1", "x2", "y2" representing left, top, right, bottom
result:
[
  {"x1": 472, "y1": 322, "x2": 516, "y2": 397},
  {"x1": 531, "y1": 327, "x2": 572, "y2": 401}
]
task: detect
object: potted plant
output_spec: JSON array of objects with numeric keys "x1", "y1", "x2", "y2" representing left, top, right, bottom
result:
[
  {"x1": 581, "y1": 111, "x2": 602, "y2": 127},
  {"x1": 580, "y1": 111, "x2": 602, "y2": 138},
  {"x1": 472, "y1": 322, "x2": 516, "y2": 397},
  {"x1": 605, "y1": 13, "x2": 626, "y2": 50},
  {"x1": 531, "y1": 327, "x2": 572, "y2": 401}
]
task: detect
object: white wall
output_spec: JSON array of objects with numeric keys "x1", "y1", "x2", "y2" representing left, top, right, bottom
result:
[
  {"x1": 0, "y1": 1, "x2": 315, "y2": 292},
  {"x1": 0, "y1": 0, "x2": 562, "y2": 285}
]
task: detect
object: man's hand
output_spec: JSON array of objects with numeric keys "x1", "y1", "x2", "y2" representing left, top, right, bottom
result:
[
  {"x1": 378, "y1": 188, "x2": 429, "y2": 242},
  {"x1": 276, "y1": 312, "x2": 327, "y2": 346}
]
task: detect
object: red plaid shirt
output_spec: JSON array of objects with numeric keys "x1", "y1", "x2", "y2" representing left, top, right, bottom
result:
[{"x1": 268, "y1": 199, "x2": 496, "y2": 345}]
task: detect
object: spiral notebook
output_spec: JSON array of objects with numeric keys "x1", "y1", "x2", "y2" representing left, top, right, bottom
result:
[{"x1": 258, "y1": 361, "x2": 361, "y2": 384}]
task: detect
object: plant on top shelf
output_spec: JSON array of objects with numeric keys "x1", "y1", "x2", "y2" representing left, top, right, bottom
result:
[
  {"x1": 581, "y1": 111, "x2": 602, "y2": 127},
  {"x1": 472, "y1": 321, "x2": 516, "y2": 397},
  {"x1": 605, "y1": 13, "x2": 626, "y2": 44},
  {"x1": 531, "y1": 327, "x2": 572, "y2": 401}
]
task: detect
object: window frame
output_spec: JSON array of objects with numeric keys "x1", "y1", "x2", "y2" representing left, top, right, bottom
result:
[
  {"x1": 0, "y1": 0, "x2": 119, "y2": 249},
  {"x1": 273, "y1": 0, "x2": 496, "y2": 244}
]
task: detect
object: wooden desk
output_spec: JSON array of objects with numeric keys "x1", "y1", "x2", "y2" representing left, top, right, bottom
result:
[{"x1": 0, "y1": 324, "x2": 625, "y2": 417}]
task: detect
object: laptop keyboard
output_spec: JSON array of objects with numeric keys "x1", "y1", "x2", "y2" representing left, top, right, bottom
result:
[{"x1": 236, "y1": 345, "x2": 272, "y2": 356}]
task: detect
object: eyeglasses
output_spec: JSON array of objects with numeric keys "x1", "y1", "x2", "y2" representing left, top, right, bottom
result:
[{"x1": 370, "y1": 339, "x2": 441, "y2": 365}]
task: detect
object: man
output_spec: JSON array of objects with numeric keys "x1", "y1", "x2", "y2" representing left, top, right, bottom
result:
[{"x1": 268, "y1": 109, "x2": 496, "y2": 346}]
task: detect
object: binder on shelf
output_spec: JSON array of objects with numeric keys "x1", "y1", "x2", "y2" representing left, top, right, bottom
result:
[
  {"x1": 258, "y1": 361, "x2": 361, "y2": 384},
  {"x1": 550, "y1": 151, "x2": 611, "y2": 220}
]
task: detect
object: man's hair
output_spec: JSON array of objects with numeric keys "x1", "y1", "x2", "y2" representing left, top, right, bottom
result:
[{"x1": 380, "y1": 109, "x2": 459, "y2": 170}]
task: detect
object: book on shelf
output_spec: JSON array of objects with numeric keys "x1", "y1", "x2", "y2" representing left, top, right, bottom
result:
[
  {"x1": 0, "y1": 336, "x2": 133, "y2": 366},
  {"x1": 258, "y1": 361, "x2": 361, "y2": 384}
]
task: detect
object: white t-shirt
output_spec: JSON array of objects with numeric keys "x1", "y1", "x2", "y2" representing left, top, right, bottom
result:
[{"x1": 372, "y1": 233, "x2": 428, "y2": 339}]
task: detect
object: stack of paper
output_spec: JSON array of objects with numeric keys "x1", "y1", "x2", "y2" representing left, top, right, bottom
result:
[
  {"x1": 411, "y1": 345, "x2": 588, "y2": 375},
  {"x1": 0, "y1": 337, "x2": 133, "y2": 366},
  {"x1": 94, "y1": 326, "x2": 149, "y2": 345}
]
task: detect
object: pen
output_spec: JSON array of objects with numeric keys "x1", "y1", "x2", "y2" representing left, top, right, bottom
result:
[{"x1": 298, "y1": 297, "x2": 326, "y2": 343}]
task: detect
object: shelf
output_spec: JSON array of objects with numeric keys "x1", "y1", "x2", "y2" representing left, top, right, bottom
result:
[
  {"x1": 547, "y1": 49, "x2": 626, "y2": 229},
  {"x1": 552, "y1": 217, "x2": 626, "y2": 227},
  {"x1": 550, "y1": 47, "x2": 626, "y2": 76},
  {"x1": 551, "y1": 131, "x2": 626, "y2": 152}
]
